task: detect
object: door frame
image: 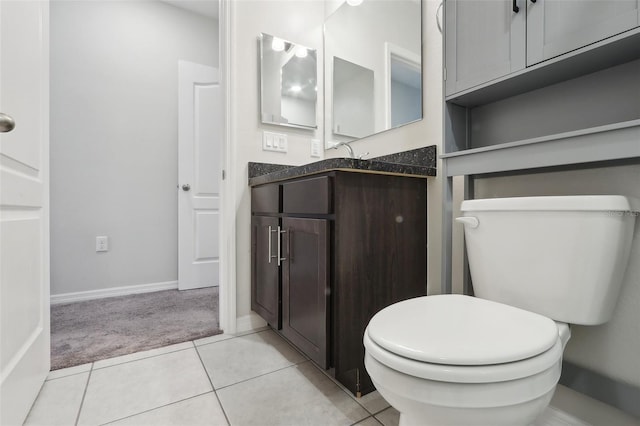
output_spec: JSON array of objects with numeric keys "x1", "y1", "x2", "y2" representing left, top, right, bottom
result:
[
  {"x1": 384, "y1": 42, "x2": 421, "y2": 129},
  {"x1": 219, "y1": 0, "x2": 235, "y2": 333}
]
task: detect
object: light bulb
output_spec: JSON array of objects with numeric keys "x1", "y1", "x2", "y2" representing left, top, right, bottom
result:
[
  {"x1": 346, "y1": 0, "x2": 363, "y2": 6},
  {"x1": 271, "y1": 37, "x2": 285, "y2": 52},
  {"x1": 295, "y1": 46, "x2": 308, "y2": 58}
]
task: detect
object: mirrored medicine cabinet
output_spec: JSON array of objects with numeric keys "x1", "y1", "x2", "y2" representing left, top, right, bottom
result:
[{"x1": 259, "y1": 33, "x2": 318, "y2": 129}]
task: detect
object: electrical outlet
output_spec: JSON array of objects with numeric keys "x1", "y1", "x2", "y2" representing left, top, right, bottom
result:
[
  {"x1": 310, "y1": 139, "x2": 321, "y2": 158},
  {"x1": 96, "y1": 236, "x2": 109, "y2": 252}
]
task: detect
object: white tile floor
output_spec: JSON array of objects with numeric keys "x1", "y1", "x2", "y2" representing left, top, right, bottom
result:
[{"x1": 25, "y1": 327, "x2": 639, "y2": 426}]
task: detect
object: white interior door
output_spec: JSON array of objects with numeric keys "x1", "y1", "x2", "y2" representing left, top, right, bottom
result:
[
  {"x1": 178, "y1": 60, "x2": 221, "y2": 290},
  {"x1": 0, "y1": 1, "x2": 50, "y2": 424}
]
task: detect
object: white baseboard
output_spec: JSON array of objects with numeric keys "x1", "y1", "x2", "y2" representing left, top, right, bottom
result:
[
  {"x1": 236, "y1": 312, "x2": 267, "y2": 333},
  {"x1": 50, "y1": 281, "x2": 179, "y2": 305}
]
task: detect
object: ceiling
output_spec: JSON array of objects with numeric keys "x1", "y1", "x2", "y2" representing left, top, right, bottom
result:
[{"x1": 161, "y1": 0, "x2": 219, "y2": 19}]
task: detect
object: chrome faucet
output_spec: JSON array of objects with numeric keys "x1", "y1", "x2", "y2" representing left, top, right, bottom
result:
[{"x1": 333, "y1": 142, "x2": 355, "y2": 159}]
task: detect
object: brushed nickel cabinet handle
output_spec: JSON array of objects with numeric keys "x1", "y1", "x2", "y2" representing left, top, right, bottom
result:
[
  {"x1": 268, "y1": 225, "x2": 273, "y2": 264},
  {"x1": 277, "y1": 226, "x2": 287, "y2": 266}
]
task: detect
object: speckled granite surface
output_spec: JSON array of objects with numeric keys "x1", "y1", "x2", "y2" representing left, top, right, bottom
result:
[
  {"x1": 247, "y1": 162, "x2": 293, "y2": 178},
  {"x1": 248, "y1": 145, "x2": 436, "y2": 186}
]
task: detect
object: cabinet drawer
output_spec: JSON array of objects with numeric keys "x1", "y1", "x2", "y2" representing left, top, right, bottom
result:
[
  {"x1": 252, "y1": 184, "x2": 280, "y2": 213},
  {"x1": 283, "y1": 176, "x2": 332, "y2": 214}
]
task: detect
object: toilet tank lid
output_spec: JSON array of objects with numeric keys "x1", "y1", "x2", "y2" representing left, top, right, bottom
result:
[
  {"x1": 460, "y1": 195, "x2": 635, "y2": 212},
  {"x1": 366, "y1": 295, "x2": 559, "y2": 366}
]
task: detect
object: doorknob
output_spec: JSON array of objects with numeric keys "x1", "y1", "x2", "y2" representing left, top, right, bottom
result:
[
  {"x1": 182, "y1": 184, "x2": 191, "y2": 191},
  {"x1": 0, "y1": 113, "x2": 16, "y2": 133}
]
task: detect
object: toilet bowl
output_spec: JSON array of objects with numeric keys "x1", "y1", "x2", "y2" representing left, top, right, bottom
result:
[
  {"x1": 364, "y1": 295, "x2": 570, "y2": 426},
  {"x1": 363, "y1": 196, "x2": 636, "y2": 426}
]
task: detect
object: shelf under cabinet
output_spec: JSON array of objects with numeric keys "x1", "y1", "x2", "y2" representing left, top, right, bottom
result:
[{"x1": 441, "y1": 120, "x2": 640, "y2": 177}]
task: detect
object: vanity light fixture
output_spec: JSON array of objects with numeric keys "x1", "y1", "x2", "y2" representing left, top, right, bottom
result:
[
  {"x1": 271, "y1": 37, "x2": 285, "y2": 52},
  {"x1": 295, "y1": 46, "x2": 308, "y2": 58},
  {"x1": 346, "y1": 0, "x2": 363, "y2": 6}
]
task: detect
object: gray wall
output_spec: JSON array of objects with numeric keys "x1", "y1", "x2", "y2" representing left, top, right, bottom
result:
[{"x1": 50, "y1": 1, "x2": 219, "y2": 295}]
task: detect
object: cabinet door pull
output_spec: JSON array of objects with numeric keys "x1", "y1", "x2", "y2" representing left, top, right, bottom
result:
[
  {"x1": 277, "y1": 226, "x2": 287, "y2": 266},
  {"x1": 513, "y1": 0, "x2": 519, "y2": 13},
  {"x1": 268, "y1": 225, "x2": 273, "y2": 264}
]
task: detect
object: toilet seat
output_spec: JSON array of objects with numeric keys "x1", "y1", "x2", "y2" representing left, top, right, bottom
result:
[{"x1": 365, "y1": 294, "x2": 564, "y2": 383}]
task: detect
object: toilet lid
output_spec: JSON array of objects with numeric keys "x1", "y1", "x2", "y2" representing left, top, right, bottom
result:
[{"x1": 367, "y1": 294, "x2": 559, "y2": 366}]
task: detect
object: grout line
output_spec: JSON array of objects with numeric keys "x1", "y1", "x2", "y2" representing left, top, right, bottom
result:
[
  {"x1": 312, "y1": 361, "x2": 362, "y2": 399},
  {"x1": 272, "y1": 331, "x2": 312, "y2": 361},
  {"x1": 214, "y1": 360, "x2": 311, "y2": 392},
  {"x1": 91, "y1": 345, "x2": 194, "y2": 371},
  {"x1": 23, "y1": 375, "x2": 49, "y2": 423},
  {"x1": 349, "y1": 415, "x2": 383, "y2": 426},
  {"x1": 260, "y1": 329, "x2": 373, "y2": 412},
  {"x1": 98, "y1": 391, "x2": 216, "y2": 425},
  {"x1": 306, "y1": 357, "x2": 391, "y2": 416},
  {"x1": 370, "y1": 406, "x2": 395, "y2": 418},
  {"x1": 46, "y1": 369, "x2": 92, "y2": 382},
  {"x1": 194, "y1": 327, "x2": 267, "y2": 349},
  {"x1": 194, "y1": 344, "x2": 232, "y2": 426},
  {"x1": 74, "y1": 362, "x2": 94, "y2": 426}
]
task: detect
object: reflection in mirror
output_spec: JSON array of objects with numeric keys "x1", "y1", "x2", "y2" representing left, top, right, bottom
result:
[
  {"x1": 324, "y1": 0, "x2": 422, "y2": 146},
  {"x1": 259, "y1": 33, "x2": 318, "y2": 129},
  {"x1": 333, "y1": 57, "x2": 374, "y2": 138}
]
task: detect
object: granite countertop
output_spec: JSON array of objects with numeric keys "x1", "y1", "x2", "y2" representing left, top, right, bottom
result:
[{"x1": 248, "y1": 146, "x2": 437, "y2": 186}]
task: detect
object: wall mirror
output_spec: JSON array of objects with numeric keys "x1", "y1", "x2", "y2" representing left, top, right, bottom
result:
[
  {"x1": 259, "y1": 33, "x2": 318, "y2": 129},
  {"x1": 324, "y1": 0, "x2": 422, "y2": 147}
]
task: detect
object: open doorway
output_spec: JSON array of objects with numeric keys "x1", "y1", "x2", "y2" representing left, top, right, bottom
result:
[{"x1": 49, "y1": 0, "x2": 223, "y2": 370}]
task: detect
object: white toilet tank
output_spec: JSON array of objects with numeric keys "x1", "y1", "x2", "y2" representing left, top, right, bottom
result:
[{"x1": 458, "y1": 196, "x2": 637, "y2": 325}]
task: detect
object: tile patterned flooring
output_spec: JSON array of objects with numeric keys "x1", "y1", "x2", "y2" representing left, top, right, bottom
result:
[{"x1": 25, "y1": 327, "x2": 639, "y2": 426}]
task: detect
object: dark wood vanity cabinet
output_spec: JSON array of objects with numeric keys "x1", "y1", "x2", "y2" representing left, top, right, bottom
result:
[
  {"x1": 251, "y1": 171, "x2": 427, "y2": 396},
  {"x1": 251, "y1": 184, "x2": 281, "y2": 329}
]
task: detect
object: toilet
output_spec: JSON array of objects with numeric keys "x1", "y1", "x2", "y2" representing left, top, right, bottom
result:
[{"x1": 363, "y1": 196, "x2": 637, "y2": 426}]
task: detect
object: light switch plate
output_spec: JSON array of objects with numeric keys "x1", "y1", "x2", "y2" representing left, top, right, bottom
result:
[{"x1": 263, "y1": 131, "x2": 287, "y2": 152}]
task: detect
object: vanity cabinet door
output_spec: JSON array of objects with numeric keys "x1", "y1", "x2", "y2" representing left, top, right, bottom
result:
[
  {"x1": 251, "y1": 215, "x2": 281, "y2": 328},
  {"x1": 281, "y1": 217, "x2": 330, "y2": 368}
]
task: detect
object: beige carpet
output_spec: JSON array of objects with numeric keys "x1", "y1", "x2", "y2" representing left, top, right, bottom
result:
[{"x1": 51, "y1": 287, "x2": 221, "y2": 370}]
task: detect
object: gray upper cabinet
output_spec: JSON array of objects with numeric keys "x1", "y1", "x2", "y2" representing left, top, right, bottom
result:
[
  {"x1": 527, "y1": 0, "x2": 640, "y2": 65},
  {"x1": 445, "y1": 0, "x2": 526, "y2": 96},
  {"x1": 445, "y1": 0, "x2": 640, "y2": 97}
]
